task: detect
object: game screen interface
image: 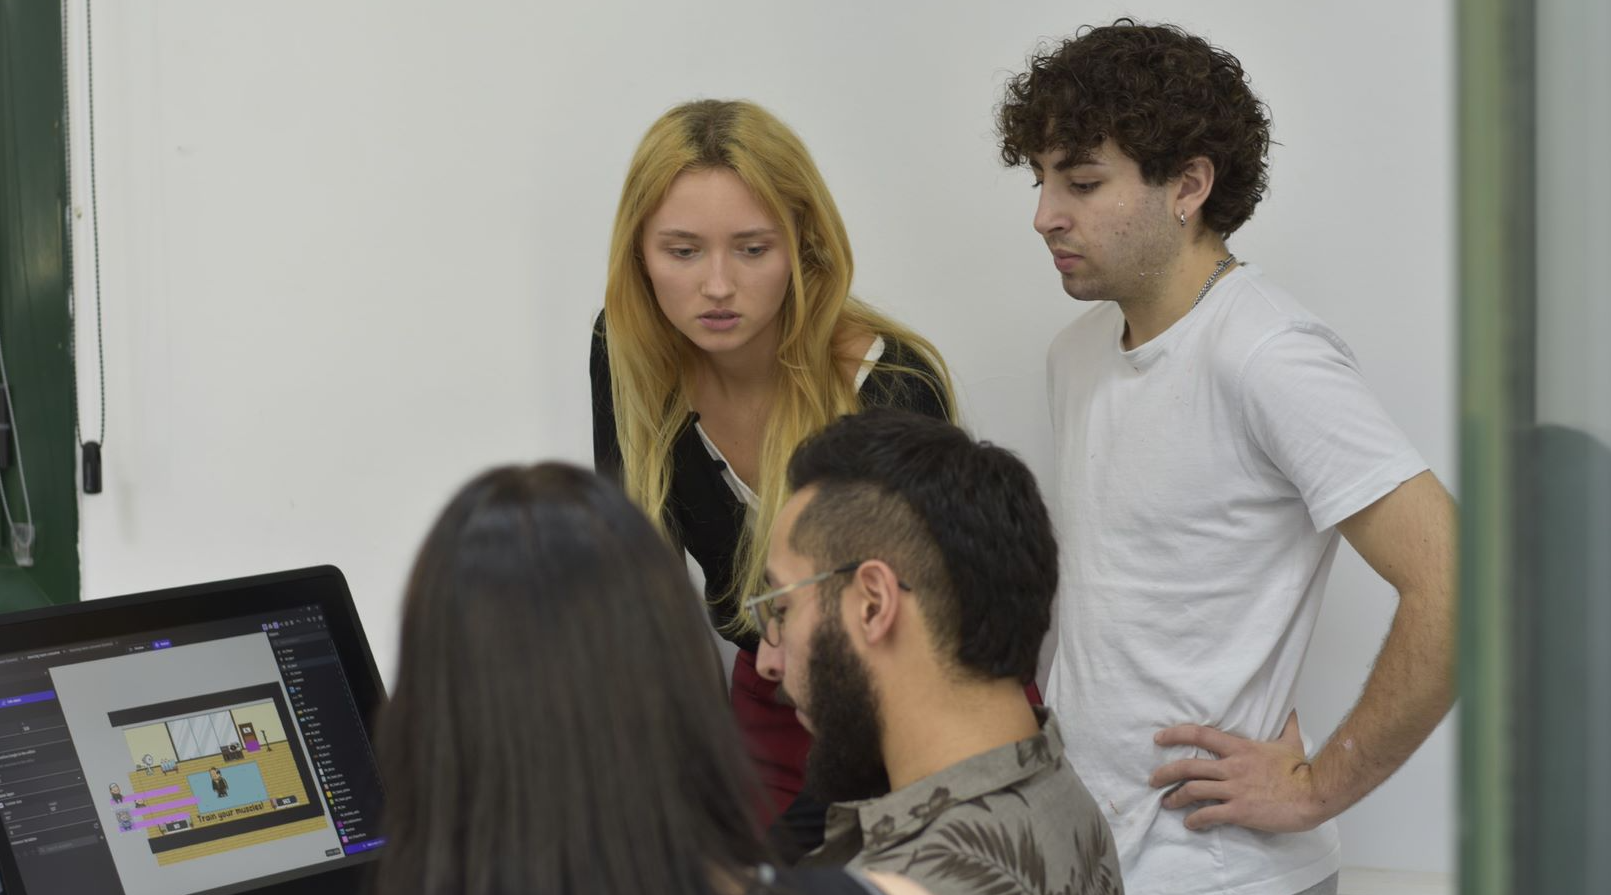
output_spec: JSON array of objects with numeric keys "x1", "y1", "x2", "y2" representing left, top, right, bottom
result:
[{"x1": 0, "y1": 607, "x2": 384, "y2": 895}]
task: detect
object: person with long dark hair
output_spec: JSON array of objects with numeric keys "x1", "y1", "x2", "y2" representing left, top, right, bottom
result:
[{"x1": 373, "y1": 463, "x2": 930, "y2": 895}]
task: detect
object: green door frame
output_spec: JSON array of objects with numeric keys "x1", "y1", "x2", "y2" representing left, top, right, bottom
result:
[
  {"x1": 0, "y1": 0, "x2": 79, "y2": 609},
  {"x1": 1460, "y1": 0, "x2": 1611, "y2": 892}
]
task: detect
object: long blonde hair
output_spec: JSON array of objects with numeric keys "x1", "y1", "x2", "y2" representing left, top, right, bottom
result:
[{"x1": 602, "y1": 99, "x2": 954, "y2": 634}]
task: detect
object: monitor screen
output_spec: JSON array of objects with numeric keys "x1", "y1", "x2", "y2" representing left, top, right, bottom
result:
[{"x1": 0, "y1": 567, "x2": 386, "y2": 895}]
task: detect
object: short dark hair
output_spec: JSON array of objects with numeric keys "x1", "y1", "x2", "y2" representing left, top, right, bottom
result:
[
  {"x1": 786, "y1": 408, "x2": 1056, "y2": 683},
  {"x1": 376, "y1": 463, "x2": 774, "y2": 895},
  {"x1": 997, "y1": 19, "x2": 1273, "y2": 236}
]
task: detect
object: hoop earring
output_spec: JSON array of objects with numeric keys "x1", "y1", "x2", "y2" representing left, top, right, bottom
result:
[{"x1": 1178, "y1": 212, "x2": 1187, "y2": 227}]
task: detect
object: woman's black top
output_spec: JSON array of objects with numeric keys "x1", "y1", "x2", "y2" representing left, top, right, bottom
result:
[{"x1": 590, "y1": 318, "x2": 949, "y2": 651}]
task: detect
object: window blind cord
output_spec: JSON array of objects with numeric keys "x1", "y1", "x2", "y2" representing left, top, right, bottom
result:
[{"x1": 62, "y1": 0, "x2": 107, "y2": 495}]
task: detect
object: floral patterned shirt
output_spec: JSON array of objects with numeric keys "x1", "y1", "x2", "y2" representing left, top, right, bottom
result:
[{"x1": 804, "y1": 709, "x2": 1123, "y2": 895}]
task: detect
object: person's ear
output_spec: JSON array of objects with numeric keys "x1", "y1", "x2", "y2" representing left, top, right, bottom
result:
[
  {"x1": 853, "y1": 560, "x2": 903, "y2": 646},
  {"x1": 1173, "y1": 156, "x2": 1217, "y2": 232}
]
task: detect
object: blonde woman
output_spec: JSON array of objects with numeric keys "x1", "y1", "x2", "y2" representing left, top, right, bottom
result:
[{"x1": 590, "y1": 100, "x2": 954, "y2": 826}]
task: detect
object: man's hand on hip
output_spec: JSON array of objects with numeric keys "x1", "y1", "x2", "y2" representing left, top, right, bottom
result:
[{"x1": 1148, "y1": 711, "x2": 1327, "y2": 833}]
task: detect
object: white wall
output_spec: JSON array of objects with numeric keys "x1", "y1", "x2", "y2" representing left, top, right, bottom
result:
[
  {"x1": 66, "y1": 0, "x2": 1455, "y2": 874},
  {"x1": 1537, "y1": 0, "x2": 1611, "y2": 447}
]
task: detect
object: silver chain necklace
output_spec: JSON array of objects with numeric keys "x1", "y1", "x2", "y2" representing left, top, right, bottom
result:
[{"x1": 1192, "y1": 255, "x2": 1237, "y2": 308}]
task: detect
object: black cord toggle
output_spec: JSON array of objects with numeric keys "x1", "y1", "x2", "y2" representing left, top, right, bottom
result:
[{"x1": 83, "y1": 441, "x2": 102, "y2": 494}]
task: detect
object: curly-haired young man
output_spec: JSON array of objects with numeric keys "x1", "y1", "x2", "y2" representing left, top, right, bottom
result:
[{"x1": 997, "y1": 21, "x2": 1456, "y2": 895}]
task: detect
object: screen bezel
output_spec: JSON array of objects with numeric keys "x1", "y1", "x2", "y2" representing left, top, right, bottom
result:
[{"x1": 0, "y1": 565, "x2": 386, "y2": 895}]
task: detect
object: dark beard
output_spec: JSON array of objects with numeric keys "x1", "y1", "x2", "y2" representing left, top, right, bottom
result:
[{"x1": 801, "y1": 610, "x2": 891, "y2": 803}]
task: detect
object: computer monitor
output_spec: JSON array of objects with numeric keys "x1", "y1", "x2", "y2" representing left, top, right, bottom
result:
[{"x1": 0, "y1": 566, "x2": 387, "y2": 895}]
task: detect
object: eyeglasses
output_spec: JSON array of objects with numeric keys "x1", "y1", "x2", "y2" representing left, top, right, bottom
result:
[{"x1": 742, "y1": 560, "x2": 910, "y2": 648}]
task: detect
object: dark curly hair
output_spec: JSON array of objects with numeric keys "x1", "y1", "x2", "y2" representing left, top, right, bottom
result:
[{"x1": 997, "y1": 19, "x2": 1272, "y2": 237}]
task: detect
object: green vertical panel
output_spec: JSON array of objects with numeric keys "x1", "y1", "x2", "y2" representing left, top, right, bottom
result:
[
  {"x1": 1527, "y1": 426, "x2": 1611, "y2": 894},
  {"x1": 1523, "y1": 0, "x2": 1611, "y2": 890},
  {"x1": 1465, "y1": 0, "x2": 1611, "y2": 889},
  {"x1": 1457, "y1": 0, "x2": 1533, "y2": 893},
  {"x1": 0, "y1": 0, "x2": 77, "y2": 609}
]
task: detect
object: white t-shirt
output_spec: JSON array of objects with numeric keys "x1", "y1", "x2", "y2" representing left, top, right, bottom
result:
[{"x1": 1044, "y1": 265, "x2": 1427, "y2": 895}]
